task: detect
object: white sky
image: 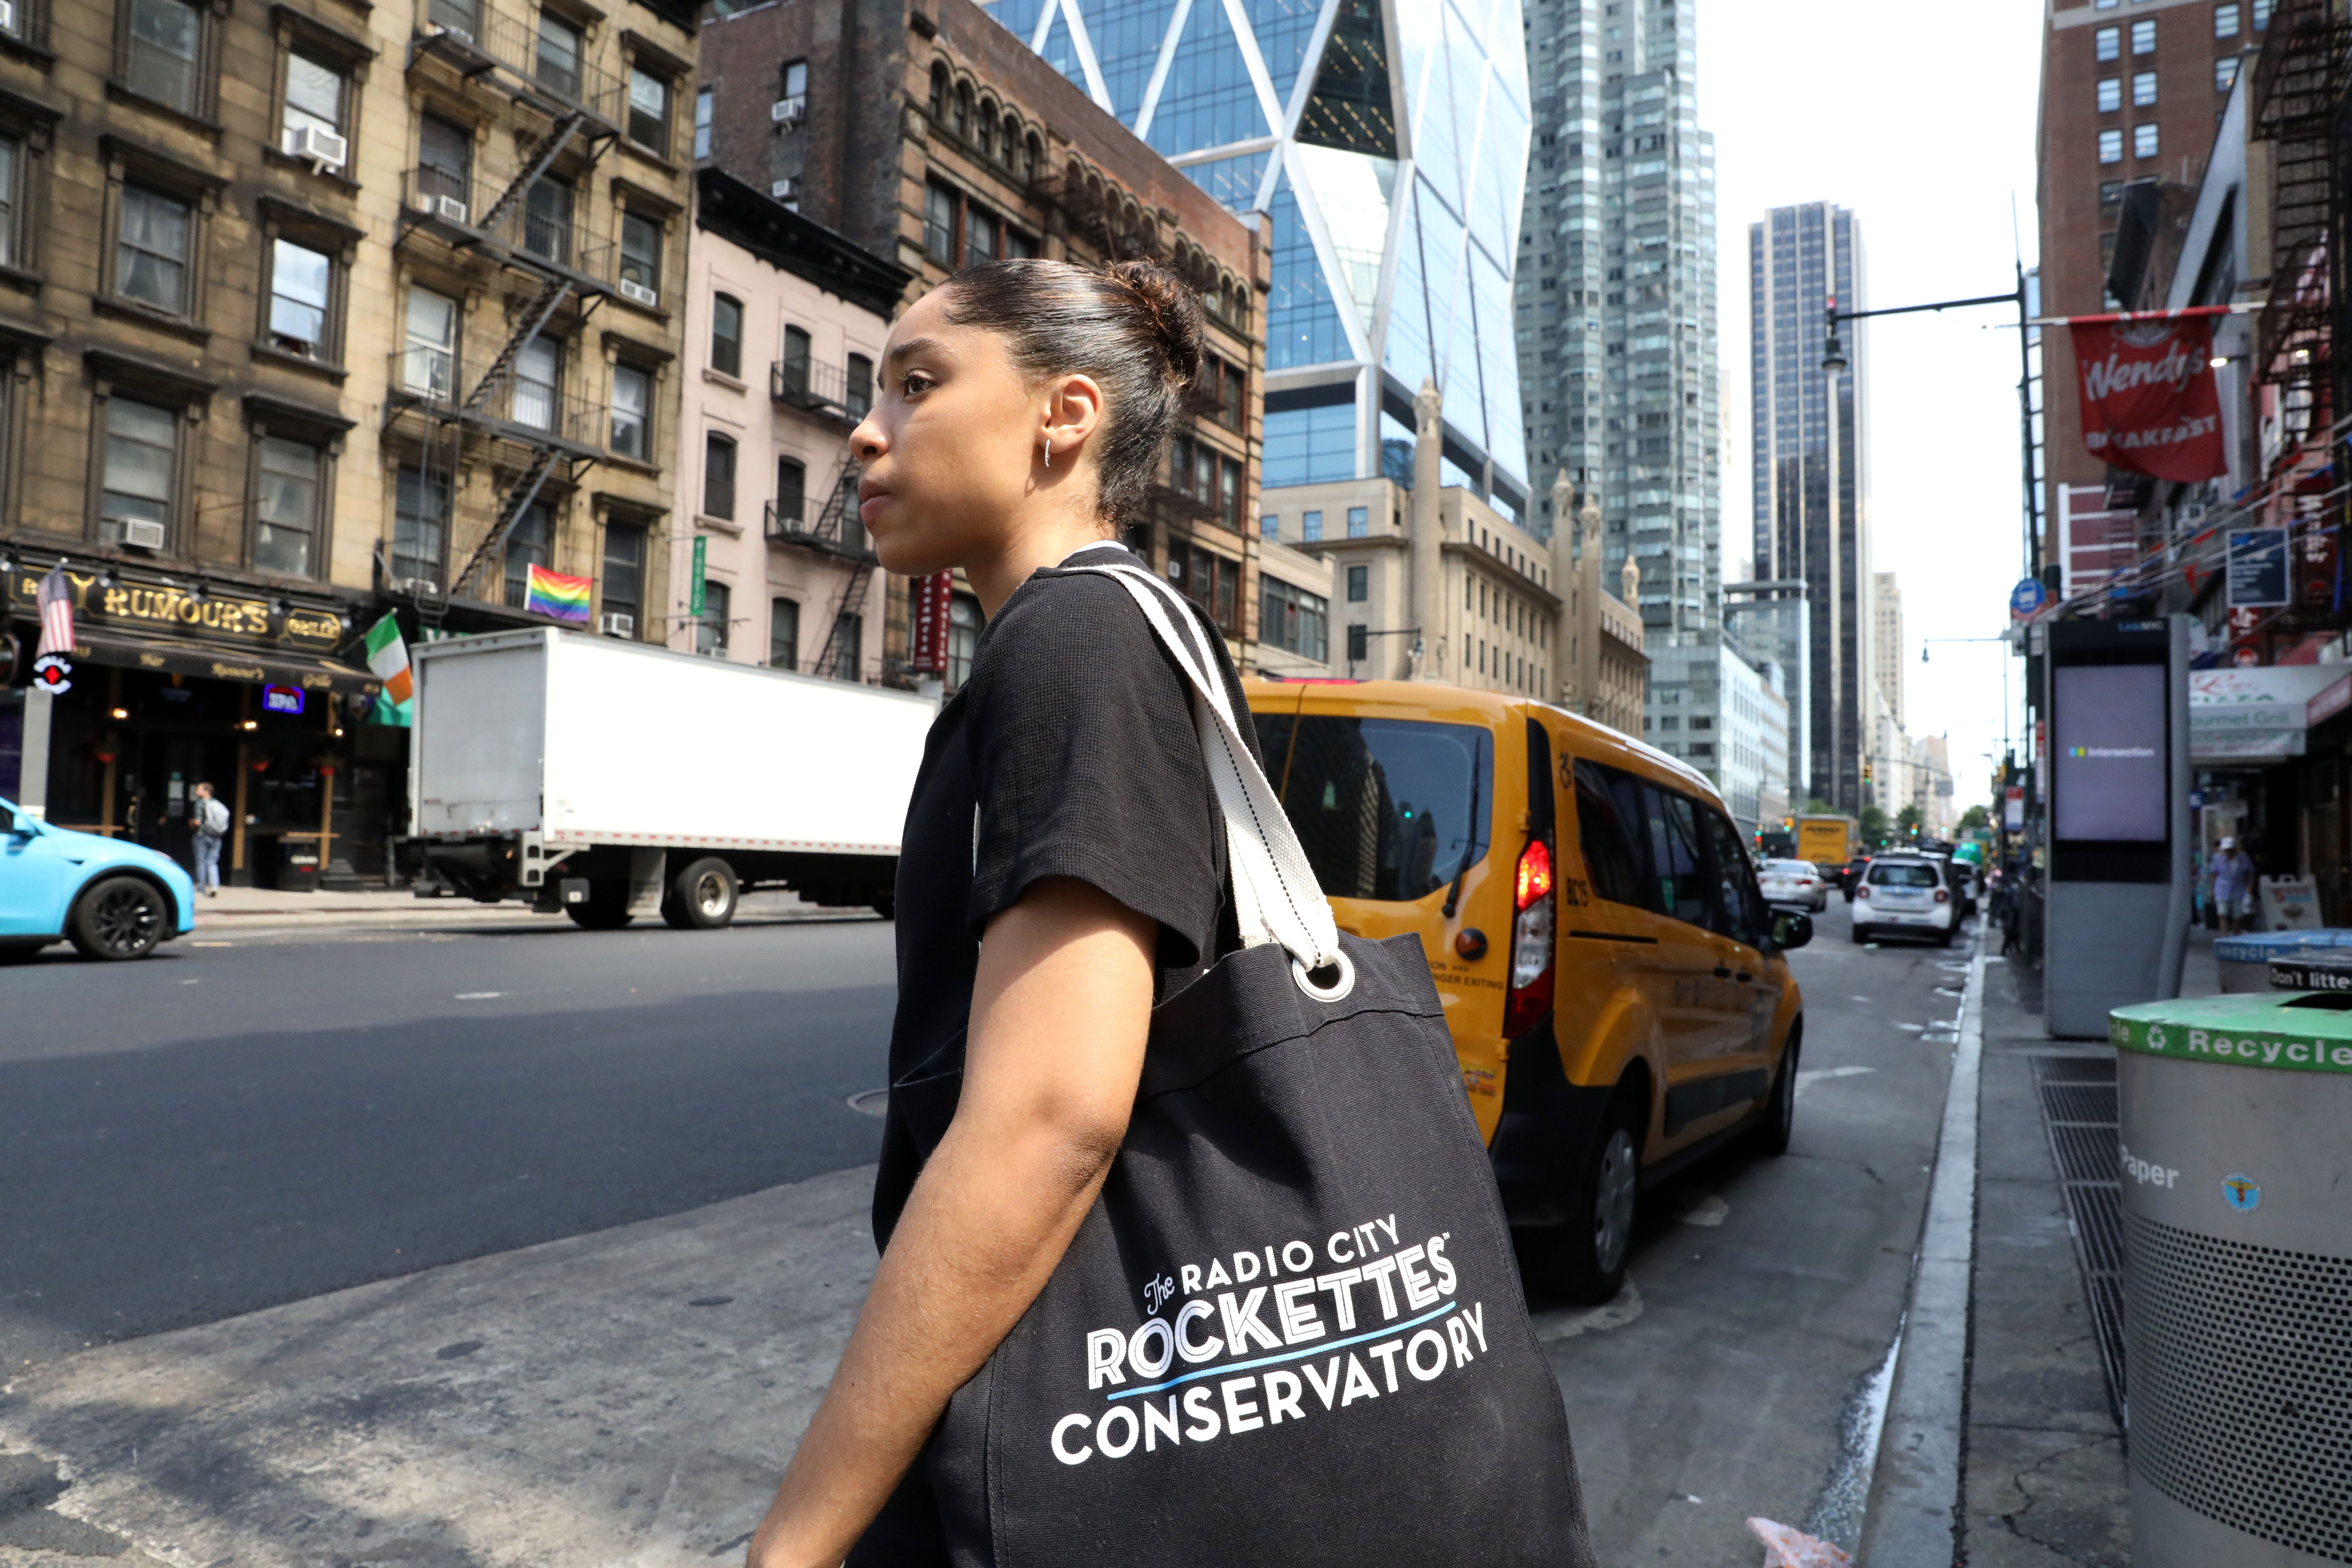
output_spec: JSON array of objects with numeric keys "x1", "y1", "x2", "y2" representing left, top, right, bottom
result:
[{"x1": 1698, "y1": 0, "x2": 2047, "y2": 815}]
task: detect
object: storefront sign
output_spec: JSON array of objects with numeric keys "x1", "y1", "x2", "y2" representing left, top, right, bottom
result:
[
  {"x1": 262, "y1": 684, "x2": 306, "y2": 715},
  {"x1": 2069, "y1": 314, "x2": 2227, "y2": 480},
  {"x1": 30, "y1": 652, "x2": 70, "y2": 694},
  {"x1": 2227, "y1": 530, "x2": 2291, "y2": 609},
  {"x1": 6, "y1": 569, "x2": 344, "y2": 651},
  {"x1": 909, "y1": 572, "x2": 952, "y2": 673},
  {"x1": 2004, "y1": 786, "x2": 2025, "y2": 831},
  {"x1": 2310, "y1": 674, "x2": 2352, "y2": 728},
  {"x1": 2298, "y1": 527, "x2": 2342, "y2": 613}
]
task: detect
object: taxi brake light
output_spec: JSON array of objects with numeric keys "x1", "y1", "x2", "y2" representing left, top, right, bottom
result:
[{"x1": 1514, "y1": 837, "x2": 1553, "y2": 911}]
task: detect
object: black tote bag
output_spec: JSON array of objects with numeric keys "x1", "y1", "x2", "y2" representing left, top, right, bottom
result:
[{"x1": 915, "y1": 560, "x2": 1595, "y2": 1568}]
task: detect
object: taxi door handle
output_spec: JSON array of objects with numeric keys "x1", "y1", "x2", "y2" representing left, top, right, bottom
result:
[
  {"x1": 1713, "y1": 965, "x2": 1732, "y2": 979},
  {"x1": 1736, "y1": 972, "x2": 1754, "y2": 984}
]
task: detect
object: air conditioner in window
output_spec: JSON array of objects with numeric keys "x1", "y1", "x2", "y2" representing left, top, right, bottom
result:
[
  {"x1": 427, "y1": 20, "x2": 475, "y2": 44},
  {"x1": 121, "y1": 519, "x2": 168, "y2": 551},
  {"x1": 771, "y1": 94, "x2": 806, "y2": 125},
  {"x1": 414, "y1": 190, "x2": 470, "y2": 224},
  {"x1": 771, "y1": 177, "x2": 798, "y2": 200},
  {"x1": 392, "y1": 576, "x2": 441, "y2": 599},
  {"x1": 600, "y1": 611, "x2": 635, "y2": 638},
  {"x1": 285, "y1": 124, "x2": 350, "y2": 173},
  {"x1": 617, "y1": 279, "x2": 659, "y2": 308}
]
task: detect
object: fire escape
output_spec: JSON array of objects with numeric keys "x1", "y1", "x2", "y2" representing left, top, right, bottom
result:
[
  {"x1": 385, "y1": 2, "x2": 624, "y2": 620},
  {"x1": 2250, "y1": 0, "x2": 2352, "y2": 495},
  {"x1": 765, "y1": 356, "x2": 876, "y2": 678}
]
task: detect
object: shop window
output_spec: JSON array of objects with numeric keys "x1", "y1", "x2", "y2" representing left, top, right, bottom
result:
[
  {"x1": 601, "y1": 522, "x2": 645, "y2": 634},
  {"x1": 536, "y1": 12, "x2": 582, "y2": 100},
  {"x1": 512, "y1": 335, "x2": 561, "y2": 431},
  {"x1": 524, "y1": 176, "x2": 573, "y2": 265},
  {"x1": 120, "y1": 0, "x2": 207, "y2": 117},
  {"x1": 98, "y1": 398, "x2": 180, "y2": 549},
  {"x1": 704, "y1": 430, "x2": 736, "y2": 519},
  {"x1": 610, "y1": 360, "x2": 651, "y2": 458},
  {"x1": 697, "y1": 579, "x2": 730, "y2": 656},
  {"x1": 394, "y1": 464, "x2": 448, "y2": 584},
  {"x1": 117, "y1": 185, "x2": 192, "y2": 314},
  {"x1": 768, "y1": 596, "x2": 799, "y2": 670},
  {"x1": 628, "y1": 66, "x2": 672, "y2": 154},
  {"x1": 402, "y1": 286, "x2": 457, "y2": 399},
  {"x1": 846, "y1": 352, "x2": 873, "y2": 419},
  {"x1": 775, "y1": 456, "x2": 806, "y2": 525},
  {"x1": 618, "y1": 210, "x2": 662, "y2": 306},
  {"x1": 280, "y1": 51, "x2": 348, "y2": 164},
  {"x1": 253, "y1": 434, "x2": 323, "y2": 577},
  {"x1": 504, "y1": 498, "x2": 553, "y2": 607},
  {"x1": 265, "y1": 237, "x2": 335, "y2": 360},
  {"x1": 711, "y1": 292, "x2": 743, "y2": 378}
]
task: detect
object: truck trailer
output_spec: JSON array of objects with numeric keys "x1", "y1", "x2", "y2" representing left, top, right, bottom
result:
[
  {"x1": 402, "y1": 628, "x2": 934, "y2": 928},
  {"x1": 1795, "y1": 814, "x2": 1861, "y2": 875}
]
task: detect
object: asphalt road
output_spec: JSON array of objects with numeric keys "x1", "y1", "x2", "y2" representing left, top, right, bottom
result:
[{"x1": 3, "y1": 896, "x2": 1969, "y2": 1561}]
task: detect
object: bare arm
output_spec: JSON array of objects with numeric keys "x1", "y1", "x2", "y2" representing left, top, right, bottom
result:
[{"x1": 747, "y1": 876, "x2": 1156, "y2": 1568}]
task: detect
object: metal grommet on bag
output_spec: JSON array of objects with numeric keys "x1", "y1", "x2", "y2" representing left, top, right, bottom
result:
[{"x1": 1292, "y1": 948, "x2": 1356, "y2": 1002}]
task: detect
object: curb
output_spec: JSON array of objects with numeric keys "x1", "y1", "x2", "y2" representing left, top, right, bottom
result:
[{"x1": 1856, "y1": 931, "x2": 1986, "y2": 1565}]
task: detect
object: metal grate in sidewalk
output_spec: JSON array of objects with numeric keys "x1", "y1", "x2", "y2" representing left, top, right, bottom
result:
[{"x1": 2032, "y1": 1052, "x2": 2126, "y2": 1428}]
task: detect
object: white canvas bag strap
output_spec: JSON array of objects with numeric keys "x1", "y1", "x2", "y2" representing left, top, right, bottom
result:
[{"x1": 1063, "y1": 561, "x2": 1345, "y2": 979}]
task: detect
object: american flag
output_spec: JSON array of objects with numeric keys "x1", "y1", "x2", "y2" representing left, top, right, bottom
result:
[{"x1": 35, "y1": 566, "x2": 72, "y2": 656}]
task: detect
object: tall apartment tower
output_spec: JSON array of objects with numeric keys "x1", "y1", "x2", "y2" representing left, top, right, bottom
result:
[
  {"x1": 1514, "y1": 0, "x2": 1720, "y2": 637},
  {"x1": 1751, "y1": 201, "x2": 1872, "y2": 812},
  {"x1": 1873, "y1": 570, "x2": 1904, "y2": 735},
  {"x1": 2035, "y1": 0, "x2": 2260, "y2": 580}
]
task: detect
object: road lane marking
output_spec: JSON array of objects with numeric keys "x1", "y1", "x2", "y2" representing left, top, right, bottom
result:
[
  {"x1": 1679, "y1": 1195, "x2": 1729, "y2": 1227},
  {"x1": 1530, "y1": 1278, "x2": 1644, "y2": 1343},
  {"x1": 454, "y1": 992, "x2": 504, "y2": 1000},
  {"x1": 1796, "y1": 1065, "x2": 1875, "y2": 1099}
]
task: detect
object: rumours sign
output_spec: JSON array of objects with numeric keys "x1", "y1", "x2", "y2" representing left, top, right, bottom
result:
[{"x1": 7, "y1": 569, "x2": 344, "y2": 652}]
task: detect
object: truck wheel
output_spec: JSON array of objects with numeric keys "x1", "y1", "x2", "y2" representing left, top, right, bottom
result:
[
  {"x1": 68, "y1": 876, "x2": 167, "y2": 960},
  {"x1": 565, "y1": 878, "x2": 634, "y2": 930},
  {"x1": 1514, "y1": 1089, "x2": 1642, "y2": 1305},
  {"x1": 663, "y1": 857, "x2": 738, "y2": 930}
]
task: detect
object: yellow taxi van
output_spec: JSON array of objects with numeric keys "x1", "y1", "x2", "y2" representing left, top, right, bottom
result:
[{"x1": 1245, "y1": 677, "x2": 1813, "y2": 1303}]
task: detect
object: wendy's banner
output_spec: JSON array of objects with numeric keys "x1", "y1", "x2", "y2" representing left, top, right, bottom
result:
[{"x1": 2072, "y1": 313, "x2": 2228, "y2": 481}]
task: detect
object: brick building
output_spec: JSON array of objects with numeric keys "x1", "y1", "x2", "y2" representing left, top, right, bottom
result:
[{"x1": 696, "y1": 0, "x2": 1270, "y2": 671}]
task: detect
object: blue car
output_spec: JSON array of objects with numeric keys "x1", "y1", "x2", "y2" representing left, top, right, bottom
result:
[{"x1": 0, "y1": 794, "x2": 198, "y2": 961}]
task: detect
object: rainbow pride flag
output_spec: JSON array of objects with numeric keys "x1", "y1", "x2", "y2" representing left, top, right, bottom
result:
[{"x1": 526, "y1": 564, "x2": 593, "y2": 624}]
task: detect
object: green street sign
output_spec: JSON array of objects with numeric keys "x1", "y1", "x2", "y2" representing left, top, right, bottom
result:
[{"x1": 690, "y1": 535, "x2": 706, "y2": 617}]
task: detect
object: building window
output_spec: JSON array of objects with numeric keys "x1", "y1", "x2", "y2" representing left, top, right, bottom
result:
[
  {"x1": 524, "y1": 176, "x2": 572, "y2": 265},
  {"x1": 619, "y1": 210, "x2": 662, "y2": 304},
  {"x1": 628, "y1": 67, "x2": 671, "y2": 154},
  {"x1": 504, "y1": 498, "x2": 553, "y2": 607},
  {"x1": 1260, "y1": 578, "x2": 1329, "y2": 662},
  {"x1": 418, "y1": 115, "x2": 471, "y2": 206},
  {"x1": 124, "y1": 0, "x2": 204, "y2": 116},
  {"x1": 611, "y1": 361, "x2": 650, "y2": 458},
  {"x1": 946, "y1": 594, "x2": 980, "y2": 689},
  {"x1": 536, "y1": 12, "x2": 582, "y2": 99},
  {"x1": 697, "y1": 579, "x2": 730, "y2": 656},
  {"x1": 512, "y1": 335, "x2": 560, "y2": 430},
  {"x1": 764, "y1": 596, "x2": 801, "y2": 670},
  {"x1": 925, "y1": 180, "x2": 955, "y2": 265},
  {"x1": 602, "y1": 522, "x2": 644, "y2": 633},
  {"x1": 2131, "y1": 17, "x2": 2155, "y2": 52},
  {"x1": 929, "y1": 62, "x2": 947, "y2": 121},
  {"x1": 2255, "y1": 0, "x2": 2272, "y2": 27},
  {"x1": 2096, "y1": 77, "x2": 2121, "y2": 112},
  {"x1": 704, "y1": 431, "x2": 736, "y2": 519},
  {"x1": 2134, "y1": 122, "x2": 2159, "y2": 157},
  {"x1": 846, "y1": 351, "x2": 873, "y2": 419},
  {"x1": 964, "y1": 203, "x2": 998, "y2": 269},
  {"x1": 711, "y1": 293, "x2": 743, "y2": 378},
  {"x1": 1261, "y1": 511, "x2": 1279, "y2": 540},
  {"x1": 0, "y1": 136, "x2": 21, "y2": 270},
  {"x1": 1347, "y1": 505, "x2": 1368, "y2": 538},
  {"x1": 1006, "y1": 228, "x2": 1037, "y2": 259},
  {"x1": 2099, "y1": 178, "x2": 2124, "y2": 211},
  {"x1": 780, "y1": 324, "x2": 810, "y2": 396},
  {"x1": 775, "y1": 455, "x2": 805, "y2": 524},
  {"x1": 694, "y1": 86, "x2": 713, "y2": 160},
  {"x1": 1302, "y1": 509, "x2": 1322, "y2": 543},
  {"x1": 266, "y1": 237, "x2": 334, "y2": 359},
  {"x1": 1346, "y1": 564, "x2": 1367, "y2": 602},
  {"x1": 281, "y1": 52, "x2": 347, "y2": 158},
  {"x1": 394, "y1": 465, "x2": 448, "y2": 584},
  {"x1": 2216, "y1": 55, "x2": 2241, "y2": 91},
  {"x1": 117, "y1": 185, "x2": 192, "y2": 313},
  {"x1": 2216, "y1": 1, "x2": 2240, "y2": 35},
  {"x1": 2133, "y1": 70, "x2": 2157, "y2": 106},
  {"x1": 99, "y1": 398, "x2": 178, "y2": 548},
  {"x1": 403, "y1": 286, "x2": 457, "y2": 398},
  {"x1": 253, "y1": 434, "x2": 322, "y2": 576},
  {"x1": 780, "y1": 59, "x2": 808, "y2": 119},
  {"x1": 2095, "y1": 24, "x2": 2119, "y2": 59},
  {"x1": 2098, "y1": 127, "x2": 2124, "y2": 163},
  {"x1": 832, "y1": 610, "x2": 863, "y2": 680}
]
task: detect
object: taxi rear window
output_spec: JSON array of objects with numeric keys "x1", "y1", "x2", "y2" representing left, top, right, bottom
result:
[{"x1": 1256, "y1": 715, "x2": 1492, "y2": 901}]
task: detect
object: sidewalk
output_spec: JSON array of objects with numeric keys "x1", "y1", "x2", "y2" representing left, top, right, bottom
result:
[{"x1": 188, "y1": 884, "x2": 873, "y2": 936}]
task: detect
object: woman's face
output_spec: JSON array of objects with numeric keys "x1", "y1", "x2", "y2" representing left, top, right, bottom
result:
[{"x1": 851, "y1": 289, "x2": 1071, "y2": 579}]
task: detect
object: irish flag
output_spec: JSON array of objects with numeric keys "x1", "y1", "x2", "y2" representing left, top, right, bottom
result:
[
  {"x1": 526, "y1": 564, "x2": 593, "y2": 624},
  {"x1": 364, "y1": 611, "x2": 413, "y2": 728}
]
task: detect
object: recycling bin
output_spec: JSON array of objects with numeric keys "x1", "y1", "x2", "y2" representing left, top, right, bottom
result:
[
  {"x1": 2213, "y1": 929, "x2": 2352, "y2": 992},
  {"x1": 2108, "y1": 993, "x2": 2352, "y2": 1567}
]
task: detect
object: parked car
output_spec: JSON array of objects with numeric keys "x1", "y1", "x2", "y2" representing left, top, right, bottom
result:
[
  {"x1": 1757, "y1": 858, "x2": 1830, "y2": 912},
  {"x1": 1851, "y1": 854, "x2": 1959, "y2": 947},
  {"x1": 1245, "y1": 677, "x2": 1812, "y2": 1305},
  {"x1": 0, "y1": 795, "x2": 198, "y2": 961}
]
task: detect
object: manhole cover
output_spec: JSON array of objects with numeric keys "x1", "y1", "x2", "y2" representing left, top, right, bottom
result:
[{"x1": 847, "y1": 1089, "x2": 889, "y2": 1118}]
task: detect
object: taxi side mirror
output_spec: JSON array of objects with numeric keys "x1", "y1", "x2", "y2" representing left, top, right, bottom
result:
[{"x1": 1770, "y1": 910, "x2": 1813, "y2": 952}]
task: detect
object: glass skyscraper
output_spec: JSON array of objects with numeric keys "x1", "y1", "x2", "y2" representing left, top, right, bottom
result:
[
  {"x1": 1512, "y1": 0, "x2": 1716, "y2": 616},
  {"x1": 981, "y1": 0, "x2": 1533, "y2": 519}
]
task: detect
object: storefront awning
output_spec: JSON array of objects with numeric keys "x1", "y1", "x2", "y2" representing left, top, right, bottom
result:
[{"x1": 68, "y1": 631, "x2": 383, "y2": 696}]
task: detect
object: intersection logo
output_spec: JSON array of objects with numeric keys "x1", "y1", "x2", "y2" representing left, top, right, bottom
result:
[{"x1": 2068, "y1": 745, "x2": 2157, "y2": 758}]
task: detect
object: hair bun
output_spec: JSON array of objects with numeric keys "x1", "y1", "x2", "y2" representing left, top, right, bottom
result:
[{"x1": 1105, "y1": 260, "x2": 1206, "y2": 393}]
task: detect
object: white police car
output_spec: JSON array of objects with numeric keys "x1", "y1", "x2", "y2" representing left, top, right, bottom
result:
[{"x1": 1850, "y1": 854, "x2": 1960, "y2": 947}]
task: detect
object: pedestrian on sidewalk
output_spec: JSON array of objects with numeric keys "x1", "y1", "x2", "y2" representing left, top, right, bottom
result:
[
  {"x1": 2211, "y1": 835, "x2": 2256, "y2": 933},
  {"x1": 190, "y1": 782, "x2": 227, "y2": 898},
  {"x1": 743, "y1": 261, "x2": 1589, "y2": 1568}
]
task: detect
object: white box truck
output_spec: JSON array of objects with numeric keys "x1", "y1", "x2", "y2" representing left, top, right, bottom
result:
[{"x1": 403, "y1": 628, "x2": 935, "y2": 928}]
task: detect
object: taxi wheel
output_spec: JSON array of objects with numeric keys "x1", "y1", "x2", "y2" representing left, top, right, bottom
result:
[
  {"x1": 1755, "y1": 1035, "x2": 1799, "y2": 1156},
  {"x1": 1518, "y1": 1092, "x2": 1642, "y2": 1305}
]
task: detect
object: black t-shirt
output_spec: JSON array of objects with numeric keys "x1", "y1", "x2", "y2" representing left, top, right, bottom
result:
[{"x1": 871, "y1": 544, "x2": 1260, "y2": 1247}]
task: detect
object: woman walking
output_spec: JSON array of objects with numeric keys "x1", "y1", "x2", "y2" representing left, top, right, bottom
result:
[{"x1": 746, "y1": 258, "x2": 1590, "y2": 1568}]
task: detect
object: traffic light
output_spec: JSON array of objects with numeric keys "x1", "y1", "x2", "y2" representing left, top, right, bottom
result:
[{"x1": 1862, "y1": 763, "x2": 1874, "y2": 781}]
